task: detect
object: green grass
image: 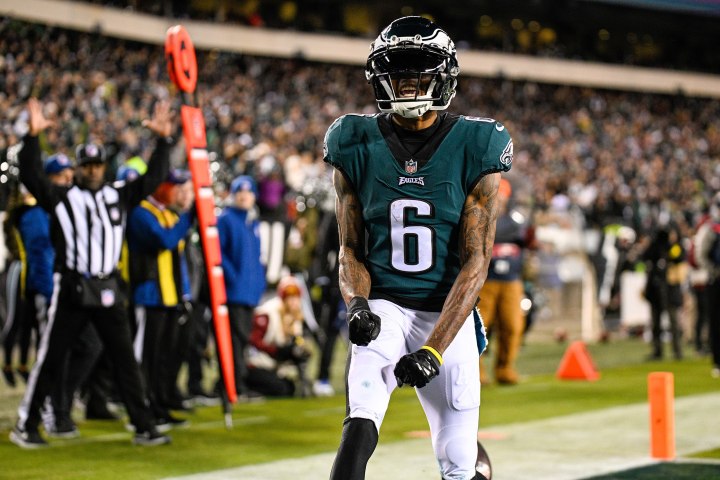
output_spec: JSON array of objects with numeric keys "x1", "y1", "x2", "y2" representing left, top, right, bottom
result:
[
  {"x1": 581, "y1": 463, "x2": 720, "y2": 480},
  {"x1": 0, "y1": 338, "x2": 718, "y2": 479}
]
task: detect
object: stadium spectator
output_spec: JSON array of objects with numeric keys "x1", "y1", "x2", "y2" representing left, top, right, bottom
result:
[
  {"x1": 163, "y1": 178, "x2": 197, "y2": 410},
  {"x1": 476, "y1": 178, "x2": 536, "y2": 385},
  {"x1": 127, "y1": 168, "x2": 194, "y2": 428},
  {"x1": 182, "y1": 224, "x2": 222, "y2": 406},
  {"x1": 247, "y1": 276, "x2": 312, "y2": 397},
  {"x1": 10, "y1": 98, "x2": 172, "y2": 448},
  {"x1": 309, "y1": 209, "x2": 345, "y2": 397},
  {"x1": 283, "y1": 209, "x2": 318, "y2": 276},
  {"x1": 217, "y1": 175, "x2": 267, "y2": 400},
  {"x1": 2, "y1": 183, "x2": 45, "y2": 388},
  {"x1": 642, "y1": 226, "x2": 686, "y2": 360},
  {"x1": 694, "y1": 193, "x2": 720, "y2": 377},
  {"x1": 689, "y1": 210, "x2": 712, "y2": 355}
]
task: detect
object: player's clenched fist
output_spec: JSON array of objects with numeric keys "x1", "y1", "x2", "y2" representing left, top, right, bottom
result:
[
  {"x1": 346, "y1": 297, "x2": 381, "y2": 346},
  {"x1": 394, "y1": 347, "x2": 442, "y2": 388}
]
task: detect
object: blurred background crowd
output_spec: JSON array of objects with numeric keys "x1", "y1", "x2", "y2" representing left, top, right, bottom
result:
[
  {"x1": 82, "y1": 0, "x2": 720, "y2": 72},
  {"x1": 0, "y1": 0, "x2": 719, "y2": 428}
]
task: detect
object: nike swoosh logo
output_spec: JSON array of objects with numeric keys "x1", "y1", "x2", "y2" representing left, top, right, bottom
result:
[{"x1": 495, "y1": 123, "x2": 505, "y2": 131}]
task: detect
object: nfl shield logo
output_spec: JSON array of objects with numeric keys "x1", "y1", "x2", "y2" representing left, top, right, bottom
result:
[
  {"x1": 405, "y1": 159, "x2": 417, "y2": 174},
  {"x1": 86, "y1": 144, "x2": 99, "y2": 157},
  {"x1": 109, "y1": 207, "x2": 120, "y2": 222},
  {"x1": 101, "y1": 289, "x2": 115, "y2": 307}
]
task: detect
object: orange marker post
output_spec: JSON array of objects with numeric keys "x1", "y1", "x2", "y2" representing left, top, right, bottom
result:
[
  {"x1": 165, "y1": 26, "x2": 236, "y2": 406},
  {"x1": 648, "y1": 372, "x2": 675, "y2": 460}
]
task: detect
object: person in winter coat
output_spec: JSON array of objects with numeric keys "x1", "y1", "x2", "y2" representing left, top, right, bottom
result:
[
  {"x1": 247, "y1": 276, "x2": 312, "y2": 397},
  {"x1": 217, "y1": 175, "x2": 267, "y2": 399},
  {"x1": 642, "y1": 226, "x2": 686, "y2": 360}
]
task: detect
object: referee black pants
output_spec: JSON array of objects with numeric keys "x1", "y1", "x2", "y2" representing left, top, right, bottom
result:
[{"x1": 18, "y1": 280, "x2": 154, "y2": 433}]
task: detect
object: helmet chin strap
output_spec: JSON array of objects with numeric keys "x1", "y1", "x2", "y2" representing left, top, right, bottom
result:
[{"x1": 391, "y1": 100, "x2": 432, "y2": 119}]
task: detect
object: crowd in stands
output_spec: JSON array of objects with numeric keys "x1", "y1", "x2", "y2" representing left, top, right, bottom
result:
[
  {"x1": 77, "y1": 0, "x2": 720, "y2": 73},
  {"x1": 1, "y1": 16, "x2": 720, "y2": 437},
  {"x1": 2, "y1": 18, "x2": 718, "y2": 231}
]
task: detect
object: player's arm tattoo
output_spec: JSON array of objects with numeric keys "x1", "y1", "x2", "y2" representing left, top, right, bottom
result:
[
  {"x1": 333, "y1": 168, "x2": 372, "y2": 304},
  {"x1": 424, "y1": 172, "x2": 501, "y2": 354}
]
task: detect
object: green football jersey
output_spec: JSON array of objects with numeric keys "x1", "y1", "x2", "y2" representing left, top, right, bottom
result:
[{"x1": 324, "y1": 113, "x2": 513, "y2": 311}]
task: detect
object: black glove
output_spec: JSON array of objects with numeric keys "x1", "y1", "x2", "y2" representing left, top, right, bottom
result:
[
  {"x1": 277, "y1": 337, "x2": 311, "y2": 362},
  {"x1": 347, "y1": 297, "x2": 381, "y2": 346},
  {"x1": 394, "y1": 347, "x2": 442, "y2": 388}
]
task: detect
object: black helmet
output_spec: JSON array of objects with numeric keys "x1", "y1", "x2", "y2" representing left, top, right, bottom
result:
[{"x1": 365, "y1": 16, "x2": 459, "y2": 118}]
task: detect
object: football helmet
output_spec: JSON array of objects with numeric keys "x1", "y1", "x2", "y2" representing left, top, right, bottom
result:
[
  {"x1": 476, "y1": 440, "x2": 493, "y2": 480},
  {"x1": 365, "y1": 16, "x2": 459, "y2": 119}
]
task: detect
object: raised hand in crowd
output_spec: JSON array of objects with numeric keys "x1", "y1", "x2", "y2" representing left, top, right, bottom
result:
[
  {"x1": 27, "y1": 98, "x2": 54, "y2": 136},
  {"x1": 142, "y1": 100, "x2": 173, "y2": 138}
]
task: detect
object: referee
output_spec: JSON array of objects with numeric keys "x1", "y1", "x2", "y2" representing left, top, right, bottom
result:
[{"x1": 10, "y1": 98, "x2": 173, "y2": 448}]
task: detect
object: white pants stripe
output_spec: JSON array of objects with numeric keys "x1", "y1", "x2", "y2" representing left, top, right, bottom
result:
[
  {"x1": 133, "y1": 306, "x2": 147, "y2": 364},
  {"x1": 17, "y1": 273, "x2": 62, "y2": 429}
]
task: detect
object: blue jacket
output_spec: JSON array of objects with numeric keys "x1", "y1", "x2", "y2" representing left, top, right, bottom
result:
[
  {"x1": 126, "y1": 200, "x2": 193, "y2": 307},
  {"x1": 18, "y1": 205, "x2": 54, "y2": 299},
  {"x1": 217, "y1": 207, "x2": 265, "y2": 307}
]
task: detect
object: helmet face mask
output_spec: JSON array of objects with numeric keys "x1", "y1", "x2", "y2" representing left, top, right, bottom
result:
[{"x1": 366, "y1": 16, "x2": 459, "y2": 118}]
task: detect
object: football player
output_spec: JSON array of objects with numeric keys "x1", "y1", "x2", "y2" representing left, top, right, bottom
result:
[{"x1": 325, "y1": 16, "x2": 512, "y2": 480}]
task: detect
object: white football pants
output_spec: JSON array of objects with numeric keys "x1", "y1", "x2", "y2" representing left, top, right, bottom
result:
[{"x1": 347, "y1": 299, "x2": 481, "y2": 480}]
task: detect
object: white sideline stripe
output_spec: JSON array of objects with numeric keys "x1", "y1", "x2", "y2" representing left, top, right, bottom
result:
[{"x1": 162, "y1": 392, "x2": 720, "y2": 480}]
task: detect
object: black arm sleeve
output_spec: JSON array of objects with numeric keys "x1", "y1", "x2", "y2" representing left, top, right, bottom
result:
[
  {"x1": 121, "y1": 137, "x2": 172, "y2": 207},
  {"x1": 18, "y1": 135, "x2": 63, "y2": 212}
]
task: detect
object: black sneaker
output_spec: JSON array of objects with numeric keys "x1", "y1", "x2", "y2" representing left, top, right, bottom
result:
[
  {"x1": 156, "y1": 414, "x2": 189, "y2": 429},
  {"x1": 9, "y1": 426, "x2": 48, "y2": 449},
  {"x1": 133, "y1": 429, "x2": 171, "y2": 446},
  {"x1": 15, "y1": 365, "x2": 30, "y2": 383},
  {"x1": 2, "y1": 365, "x2": 15, "y2": 387},
  {"x1": 48, "y1": 417, "x2": 80, "y2": 439}
]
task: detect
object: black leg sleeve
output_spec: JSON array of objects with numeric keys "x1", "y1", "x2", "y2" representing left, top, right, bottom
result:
[{"x1": 329, "y1": 417, "x2": 378, "y2": 480}]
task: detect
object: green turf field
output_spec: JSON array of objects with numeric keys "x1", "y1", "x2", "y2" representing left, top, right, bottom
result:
[
  {"x1": 582, "y1": 462, "x2": 720, "y2": 480},
  {"x1": 0, "y1": 338, "x2": 718, "y2": 479}
]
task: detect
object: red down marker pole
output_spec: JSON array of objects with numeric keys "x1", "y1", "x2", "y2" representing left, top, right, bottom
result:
[{"x1": 165, "y1": 25, "x2": 237, "y2": 405}]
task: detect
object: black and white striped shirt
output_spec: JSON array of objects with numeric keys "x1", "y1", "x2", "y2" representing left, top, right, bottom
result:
[{"x1": 19, "y1": 135, "x2": 170, "y2": 277}]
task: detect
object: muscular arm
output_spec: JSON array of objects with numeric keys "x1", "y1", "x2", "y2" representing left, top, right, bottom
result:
[
  {"x1": 424, "y1": 172, "x2": 501, "y2": 354},
  {"x1": 334, "y1": 169, "x2": 371, "y2": 304}
]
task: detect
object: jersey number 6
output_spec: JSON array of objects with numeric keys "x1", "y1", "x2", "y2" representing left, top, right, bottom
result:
[{"x1": 390, "y1": 199, "x2": 435, "y2": 273}]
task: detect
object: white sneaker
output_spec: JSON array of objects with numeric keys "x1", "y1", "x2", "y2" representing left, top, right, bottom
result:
[
  {"x1": 712, "y1": 367, "x2": 720, "y2": 379},
  {"x1": 312, "y1": 380, "x2": 335, "y2": 397}
]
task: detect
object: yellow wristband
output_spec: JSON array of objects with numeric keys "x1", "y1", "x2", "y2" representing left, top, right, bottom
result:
[{"x1": 420, "y1": 345, "x2": 443, "y2": 366}]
